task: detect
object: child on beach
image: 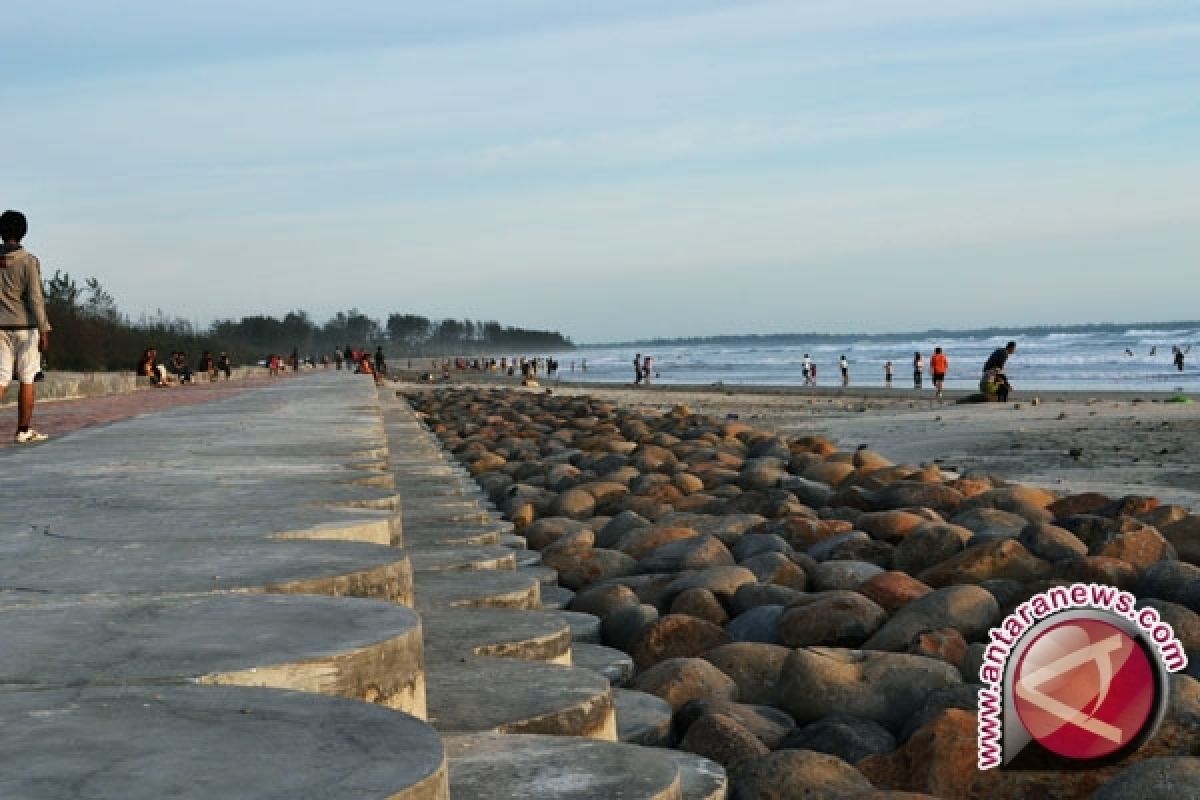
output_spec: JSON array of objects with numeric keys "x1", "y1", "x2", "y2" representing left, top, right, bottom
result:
[
  {"x1": 912, "y1": 352, "x2": 924, "y2": 389},
  {"x1": 839, "y1": 355, "x2": 849, "y2": 386},
  {"x1": 884, "y1": 361, "x2": 893, "y2": 386},
  {"x1": 930, "y1": 347, "x2": 948, "y2": 398},
  {"x1": 802, "y1": 354, "x2": 813, "y2": 385},
  {"x1": 643, "y1": 355, "x2": 654, "y2": 384},
  {"x1": 633, "y1": 353, "x2": 643, "y2": 384}
]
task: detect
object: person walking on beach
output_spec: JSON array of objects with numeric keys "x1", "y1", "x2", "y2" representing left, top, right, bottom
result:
[
  {"x1": 643, "y1": 355, "x2": 654, "y2": 384},
  {"x1": 1, "y1": 211, "x2": 52, "y2": 443},
  {"x1": 633, "y1": 353, "x2": 643, "y2": 385},
  {"x1": 839, "y1": 355, "x2": 849, "y2": 386},
  {"x1": 884, "y1": 360, "x2": 893, "y2": 387},
  {"x1": 912, "y1": 351, "x2": 924, "y2": 389},
  {"x1": 802, "y1": 354, "x2": 813, "y2": 385},
  {"x1": 981, "y1": 340, "x2": 1016, "y2": 402},
  {"x1": 1175, "y1": 347, "x2": 1186, "y2": 372},
  {"x1": 930, "y1": 347, "x2": 949, "y2": 399}
]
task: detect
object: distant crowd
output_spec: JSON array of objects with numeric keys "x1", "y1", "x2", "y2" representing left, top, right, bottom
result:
[{"x1": 629, "y1": 342, "x2": 1020, "y2": 402}]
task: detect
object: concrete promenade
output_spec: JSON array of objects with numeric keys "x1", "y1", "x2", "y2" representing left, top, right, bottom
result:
[{"x1": 0, "y1": 372, "x2": 725, "y2": 799}]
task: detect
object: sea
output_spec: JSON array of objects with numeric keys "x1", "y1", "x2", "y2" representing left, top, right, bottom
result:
[{"x1": 552, "y1": 324, "x2": 1200, "y2": 393}]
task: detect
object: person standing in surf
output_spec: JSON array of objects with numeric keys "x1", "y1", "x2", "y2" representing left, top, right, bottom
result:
[
  {"x1": 912, "y1": 351, "x2": 924, "y2": 389},
  {"x1": 930, "y1": 347, "x2": 949, "y2": 398}
]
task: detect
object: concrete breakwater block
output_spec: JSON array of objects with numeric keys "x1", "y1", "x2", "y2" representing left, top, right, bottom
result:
[
  {"x1": 420, "y1": 608, "x2": 573, "y2": 666},
  {"x1": 614, "y1": 688, "x2": 674, "y2": 747},
  {"x1": 3, "y1": 505, "x2": 400, "y2": 546},
  {"x1": 426, "y1": 657, "x2": 617, "y2": 739},
  {"x1": 402, "y1": 504, "x2": 498, "y2": 525},
  {"x1": 0, "y1": 685, "x2": 449, "y2": 800},
  {"x1": 573, "y1": 642, "x2": 635, "y2": 687},
  {"x1": 414, "y1": 570, "x2": 540, "y2": 611},
  {"x1": 664, "y1": 751, "x2": 729, "y2": 800},
  {"x1": 407, "y1": 546, "x2": 518, "y2": 573},
  {"x1": 541, "y1": 584, "x2": 576, "y2": 609},
  {"x1": 445, "y1": 733, "x2": 683, "y2": 800},
  {"x1": 0, "y1": 536, "x2": 414, "y2": 606},
  {"x1": 0, "y1": 593, "x2": 427, "y2": 715},
  {"x1": 554, "y1": 609, "x2": 603, "y2": 643},
  {"x1": 400, "y1": 520, "x2": 511, "y2": 548}
]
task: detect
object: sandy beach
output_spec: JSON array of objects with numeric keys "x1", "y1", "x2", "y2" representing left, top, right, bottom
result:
[{"x1": 422, "y1": 372, "x2": 1200, "y2": 512}]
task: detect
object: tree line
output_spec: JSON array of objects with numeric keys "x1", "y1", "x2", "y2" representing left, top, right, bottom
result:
[{"x1": 41, "y1": 271, "x2": 574, "y2": 372}]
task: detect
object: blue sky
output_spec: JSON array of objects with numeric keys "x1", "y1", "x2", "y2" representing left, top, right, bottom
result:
[{"x1": 6, "y1": 1, "x2": 1199, "y2": 342}]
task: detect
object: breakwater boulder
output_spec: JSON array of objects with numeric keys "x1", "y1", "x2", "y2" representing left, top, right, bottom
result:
[{"x1": 406, "y1": 386, "x2": 1200, "y2": 800}]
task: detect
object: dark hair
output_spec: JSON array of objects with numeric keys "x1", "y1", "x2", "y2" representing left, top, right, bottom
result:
[
  {"x1": 0, "y1": 210, "x2": 28, "y2": 242},
  {"x1": 935, "y1": 347, "x2": 942, "y2": 354},
  {"x1": 1006, "y1": 341, "x2": 1017, "y2": 350}
]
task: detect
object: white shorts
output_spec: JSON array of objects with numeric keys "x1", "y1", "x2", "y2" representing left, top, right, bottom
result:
[{"x1": 0, "y1": 329, "x2": 41, "y2": 385}]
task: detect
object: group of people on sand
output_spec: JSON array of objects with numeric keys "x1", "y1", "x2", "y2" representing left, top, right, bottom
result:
[{"x1": 801, "y1": 342, "x2": 1017, "y2": 402}]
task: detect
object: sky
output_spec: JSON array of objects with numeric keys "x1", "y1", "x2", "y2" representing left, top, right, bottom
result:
[{"x1": 6, "y1": 1, "x2": 1199, "y2": 343}]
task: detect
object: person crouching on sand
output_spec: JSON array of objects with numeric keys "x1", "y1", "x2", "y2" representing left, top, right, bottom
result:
[{"x1": 980, "y1": 341, "x2": 1016, "y2": 402}]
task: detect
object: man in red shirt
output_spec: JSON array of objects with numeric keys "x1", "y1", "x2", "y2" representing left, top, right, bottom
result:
[{"x1": 930, "y1": 347, "x2": 949, "y2": 399}]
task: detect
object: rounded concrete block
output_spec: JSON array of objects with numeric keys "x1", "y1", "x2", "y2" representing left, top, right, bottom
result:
[
  {"x1": 446, "y1": 733, "x2": 681, "y2": 800},
  {"x1": 421, "y1": 608, "x2": 572, "y2": 665},
  {"x1": 0, "y1": 537, "x2": 415, "y2": 606},
  {"x1": 615, "y1": 688, "x2": 674, "y2": 747},
  {"x1": 408, "y1": 546, "x2": 518, "y2": 573},
  {"x1": 0, "y1": 594, "x2": 427, "y2": 716},
  {"x1": 0, "y1": 685, "x2": 449, "y2": 800},
  {"x1": 427, "y1": 658, "x2": 616, "y2": 740},
  {"x1": 573, "y1": 642, "x2": 636, "y2": 687},
  {"x1": 415, "y1": 571, "x2": 541, "y2": 611},
  {"x1": 664, "y1": 751, "x2": 728, "y2": 800}
]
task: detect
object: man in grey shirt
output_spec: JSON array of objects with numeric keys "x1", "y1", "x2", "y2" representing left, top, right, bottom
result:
[{"x1": 0, "y1": 210, "x2": 52, "y2": 443}]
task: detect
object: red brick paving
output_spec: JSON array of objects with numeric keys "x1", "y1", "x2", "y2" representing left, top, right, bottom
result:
[{"x1": 0, "y1": 375, "x2": 286, "y2": 449}]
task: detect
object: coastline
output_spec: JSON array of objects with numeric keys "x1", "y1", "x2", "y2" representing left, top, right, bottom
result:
[{"x1": 408, "y1": 371, "x2": 1200, "y2": 512}]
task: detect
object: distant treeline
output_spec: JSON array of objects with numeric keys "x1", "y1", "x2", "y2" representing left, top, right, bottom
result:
[
  {"x1": 42, "y1": 271, "x2": 574, "y2": 372},
  {"x1": 595, "y1": 321, "x2": 1200, "y2": 348}
]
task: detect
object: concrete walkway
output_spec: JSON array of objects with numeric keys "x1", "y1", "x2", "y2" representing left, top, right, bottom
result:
[
  {"x1": 0, "y1": 374, "x2": 447, "y2": 799},
  {"x1": 0, "y1": 372, "x2": 726, "y2": 799}
]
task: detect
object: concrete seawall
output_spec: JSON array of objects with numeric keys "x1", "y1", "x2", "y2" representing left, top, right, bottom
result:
[{"x1": 1, "y1": 366, "x2": 265, "y2": 405}]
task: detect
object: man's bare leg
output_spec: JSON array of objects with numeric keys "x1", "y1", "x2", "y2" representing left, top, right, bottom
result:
[{"x1": 17, "y1": 382, "x2": 35, "y2": 431}]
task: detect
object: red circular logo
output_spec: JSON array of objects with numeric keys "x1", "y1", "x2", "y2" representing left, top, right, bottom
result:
[{"x1": 1013, "y1": 618, "x2": 1156, "y2": 760}]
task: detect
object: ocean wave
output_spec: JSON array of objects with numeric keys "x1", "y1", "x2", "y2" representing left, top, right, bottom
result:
[{"x1": 1123, "y1": 328, "x2": 1197, "y2": 337}]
